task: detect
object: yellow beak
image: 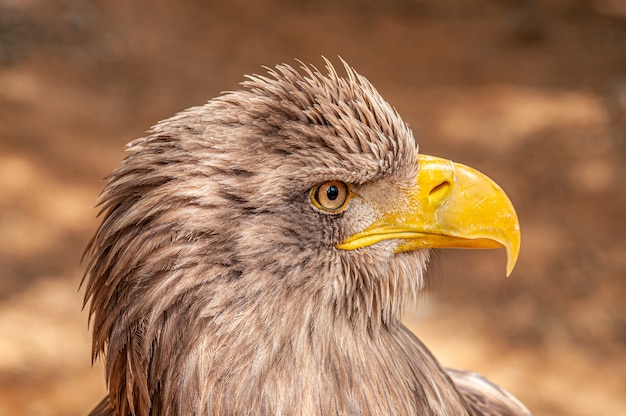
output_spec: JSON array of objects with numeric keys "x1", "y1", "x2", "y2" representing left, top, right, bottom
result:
[{"x1": 336, "y1": 155, "x2": 521, "y2": 276}]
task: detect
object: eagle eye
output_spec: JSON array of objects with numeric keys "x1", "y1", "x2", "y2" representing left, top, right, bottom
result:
[{"x1": 311, "y1": 181, "x2": 351, "y2": 212}]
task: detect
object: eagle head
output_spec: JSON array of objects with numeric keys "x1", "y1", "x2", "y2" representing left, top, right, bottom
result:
[{"x1": 83, "y1": 59, "x2": 523, "y2": 416}]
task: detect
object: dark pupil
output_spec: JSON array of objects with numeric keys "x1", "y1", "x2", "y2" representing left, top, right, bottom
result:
[{"x1": 326, "y1": 185, "x2": 339, "y2": 201}]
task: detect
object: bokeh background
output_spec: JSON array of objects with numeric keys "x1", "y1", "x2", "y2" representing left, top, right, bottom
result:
[{"x1": 1, "y1": 0, "x2": 625, "y2": 415}]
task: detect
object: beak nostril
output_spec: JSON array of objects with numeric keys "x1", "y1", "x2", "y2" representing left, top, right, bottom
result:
[{"x1": 429, "y1": 181, "x2": 451, "y2": 200}]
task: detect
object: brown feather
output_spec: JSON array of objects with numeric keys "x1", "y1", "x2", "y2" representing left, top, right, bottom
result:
[
  {"x1": 448, "y1": 369, "x2": 532, "y2": 416},
  {"x1": 83, "y1": 59, "x2": 530, "y2": 415}
]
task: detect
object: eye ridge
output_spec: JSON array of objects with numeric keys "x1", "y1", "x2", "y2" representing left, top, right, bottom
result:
[{"x1": 311, "y1": 181, "x2": 351, "y2": 212}]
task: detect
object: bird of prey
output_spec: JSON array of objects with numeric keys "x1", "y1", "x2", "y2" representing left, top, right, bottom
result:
[{"x1": 83, "y1": 59, "x2": 528, "y2": 416}]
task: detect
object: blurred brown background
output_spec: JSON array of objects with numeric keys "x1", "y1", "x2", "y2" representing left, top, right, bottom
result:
[{"x1": 0, "y1": 0, "x2": 624, "y2": 415}]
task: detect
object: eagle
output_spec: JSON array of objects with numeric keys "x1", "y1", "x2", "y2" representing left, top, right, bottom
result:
[{"x1": 83, "y1": 59, "x2": 528, "y2": 416}]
